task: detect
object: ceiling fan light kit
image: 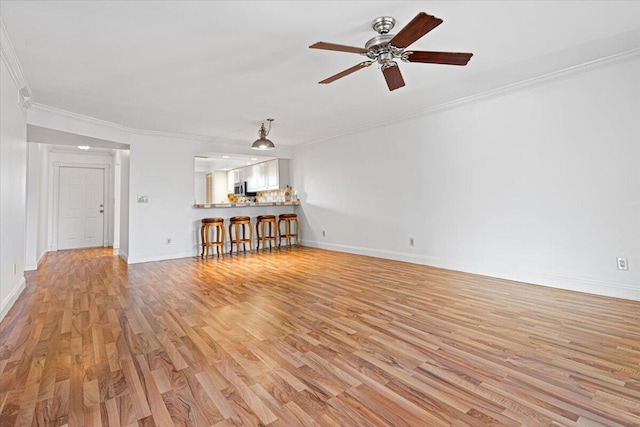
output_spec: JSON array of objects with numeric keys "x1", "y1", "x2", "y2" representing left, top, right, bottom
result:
[
  {"x1": 251, "y1": 118, "x2": 276, "y2": 150},
  {"x1": 310, "y1": 12, "x2": 473, "y2": 91}
]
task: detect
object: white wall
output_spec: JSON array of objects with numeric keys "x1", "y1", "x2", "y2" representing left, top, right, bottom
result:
[
  {"x1": 37, "y1": 144, "x2": 49, "y2": 260},
  {"x1": 25, "y1": 143, "x2": 41, "y2": 270},
  {"x1": 113, "y1": 150, "x2": 122, "y2": 250},
  {"x1": 195, "y1": 171, "x2": 207, "y2": 204},
  {"x1": 118, "y1": 150, "x2": 130, "y2": 260},
  {"x1": 24, "y1": 143, "x2": 51, "y2": 270},
  {"x1": 293, "y1": 59, "x2": 640, "y2": 301},
  {"x1": 0, "y1": 56, "x2": 27, "y2": 320},
  {"x1": 127, "y1": 134, "x2": 199, "y2": 263}
]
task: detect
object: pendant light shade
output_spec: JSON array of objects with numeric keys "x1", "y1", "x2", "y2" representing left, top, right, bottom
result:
[{"x1": 251, "y1": 118, "x2": 276, "y2": 150}]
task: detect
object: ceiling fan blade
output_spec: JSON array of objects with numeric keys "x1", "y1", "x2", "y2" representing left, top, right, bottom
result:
[
  {"x1": 319, "y1": 62, "x2": 373, "y2": 84},
  {"x1": 389, "y1": 12, "x2": 443, "y2": 48},
  {"x1": 406, "y1": 51, "x2": 473, "y2": 66},
  {"x1": 309, "y1": 42, "x2": 369, "y2": 55},
  {"x1": 382, "y1": 64, "x2": 405, "y2": 91}
]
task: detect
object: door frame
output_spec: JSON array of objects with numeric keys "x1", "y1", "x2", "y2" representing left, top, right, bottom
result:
[{"x1": 52, "y1": 162, "x2": 111, "y2": 251}]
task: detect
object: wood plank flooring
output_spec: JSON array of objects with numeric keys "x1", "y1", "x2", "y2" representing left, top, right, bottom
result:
[{"x1": 1, "y1": 247, "x2": 639, "y2": 426}]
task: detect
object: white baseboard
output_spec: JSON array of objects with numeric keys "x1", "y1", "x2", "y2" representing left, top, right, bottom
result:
[
  {"x1": 302, "y1": 240, "x2": 640, "y2": 302},
  {"x1": 126, "y1": 251, "x2": 195, "y2": 265},
  {"x1": 0, "y1": 276, "x2": 26, "y2": 322}
]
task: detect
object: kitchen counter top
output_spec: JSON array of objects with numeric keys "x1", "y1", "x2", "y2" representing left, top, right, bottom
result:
[{"x1": 193, "y1": 201, "x2": 300, "y2": 209}]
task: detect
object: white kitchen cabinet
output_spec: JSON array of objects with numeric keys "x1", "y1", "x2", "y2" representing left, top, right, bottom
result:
[
  {"x1": 246, "y1": 163, "x2": 261, "y2": 192},
  {"x1": 266, "y1": 160, "x2": 278, "y2": 189},
  {"x1": 227, "y1": 170, "x2": 234, "y2": 193},
  {"x1": 228, "y1": 159, "x2": 290, "y2": 192},
  {"x1": 266, "y1": 159, "x2": 290, "y2": 190},
  {"x1": 227, "y1": 169, "x2": 241, "y2": 192},
  {"x1": 254, "y1": 162, "x2": 266, "y2": 190}
]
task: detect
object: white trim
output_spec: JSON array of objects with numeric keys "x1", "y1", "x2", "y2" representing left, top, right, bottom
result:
[
  {"x1": 0, "y1": 277, "x2": 26, "y2": 322},
  {"x1": 37, "y1": 250, "x2": 47, "y2": 268},
  {"x1": 0, "y1": 18, "x2": 32, "y2": 108},
  {"x1": 29, "y1": 49, "x2": 640, "y2": 150},
  {"x1": 52, "y1": 162, "x2": 111, "y2": 250},
  {"x1": 28, "y1": 103, "x2": 295, "y2": 158},
  {"x1": 118, "y1": 249, "x2": 128, "y2": 263},
  {"x1": 300, "y1": 48, "x2": 640, "y2": 147},
  {"x1": 30, "y1": 103, "x2": 221, "y2": 143},
  {"x1": 301, "y1": 240, "x2": 640, "y2": 302},
  {"x1": 126, "y1": 251, "x2": 195, "y2": 265},
  {"x1": 24, "y1": 49, "x2": 639, "y2": 153}
]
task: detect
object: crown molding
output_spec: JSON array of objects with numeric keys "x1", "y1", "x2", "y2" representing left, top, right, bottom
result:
[
  {"x1": 29, "y1": 102, "x2": 294, "y2": 157},
  {"x1": 0, "y1": 18, "x2": 32, "y2": 108},
  {"x1": 301, "y1": 48, "x2": 640, "y2": 148},
  {"x1": 29, "y1": 103, "x2": 216, "y2": 143},
  {"x1": 27, "y1": 45, "x2": 639, "y2": 151}
]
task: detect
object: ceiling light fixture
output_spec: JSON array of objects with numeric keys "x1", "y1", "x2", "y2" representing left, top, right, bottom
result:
[
  {"x1": 251, "y1": 118, "x2": 275, "y2": 150},
  {"x1": 77, "y1": 145, "x2": 90, "y2": 150}
]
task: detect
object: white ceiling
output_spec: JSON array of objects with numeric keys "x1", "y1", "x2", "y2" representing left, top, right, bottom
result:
[{"x1": 2, "y1": 1, "x2": 639, "y2": 148}]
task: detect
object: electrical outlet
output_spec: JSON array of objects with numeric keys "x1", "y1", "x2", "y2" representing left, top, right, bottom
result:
[
  {"x1": 137, "y1": 196, "x2": 149, "y2": 203},
  {"x1": 166, "y1": 238, "x2": 172, "y2": 245},
  {"x1": 617, "y1": 257, "x2": 628, "y2": 271},
  {"x1": 322, "y1": 230, "x2": 326, "y2": 237},
  {"x1": 13, "y1": 263, "x2": 17, "y2": 274},
  {"x1": 409, "y1": 237, "x2": 415, "y2": 246}
]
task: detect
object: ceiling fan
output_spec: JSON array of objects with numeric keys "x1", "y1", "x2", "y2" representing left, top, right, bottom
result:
[{"x1": 309, "y1": 12, "x2": 473, "y2": 91}]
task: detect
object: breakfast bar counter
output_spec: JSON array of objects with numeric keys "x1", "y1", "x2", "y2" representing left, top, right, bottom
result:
[
  {"x1": 192, "y1": 202, "x2": 300, "y2": 253},
  {"x1": 193, "y1": 201, "x2": 300, "y2": 209}
]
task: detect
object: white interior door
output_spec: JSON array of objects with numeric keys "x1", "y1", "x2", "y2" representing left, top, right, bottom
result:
[{"x1": 58, "y1": 167, "x2": 105, "y2": 250}]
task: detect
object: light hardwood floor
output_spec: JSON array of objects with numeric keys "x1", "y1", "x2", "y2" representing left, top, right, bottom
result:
[{"x1": 0, "y1": 247, "x2": 639, "y2": 426}]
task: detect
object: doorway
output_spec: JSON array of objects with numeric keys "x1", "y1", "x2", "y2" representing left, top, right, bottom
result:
[{"x1": 54, "y1": 165, "x2": 108, "y2": 250}]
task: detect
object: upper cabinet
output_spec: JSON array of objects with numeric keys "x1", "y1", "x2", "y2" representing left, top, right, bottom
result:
[
  {"x1": 227, "y1": 168, "x2": 243, "y2": 192},
  {"x1": 254, "y1": 162, "x2": 266, "y2": 190},
  {"x1": 230, "y1": 159, "x2": 290, "y2": 192},
  {"x1": 266, "y1": 159, "x2": 290, "y2": 190}
]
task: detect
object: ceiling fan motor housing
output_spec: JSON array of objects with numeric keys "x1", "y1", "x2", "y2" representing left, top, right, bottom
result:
[
  {"x1": 371, "y1": 16, "x2": 395, "y2": 34},
  {"x1": 365, "y1": 17, "x2": 411, "y2": 66}
]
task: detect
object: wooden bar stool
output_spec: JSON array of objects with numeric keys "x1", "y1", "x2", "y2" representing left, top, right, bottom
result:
[
  {"x1": 278, "y1": 213, "x2": 299, "y2": 248},
  {"x1": 229, "y1": 216, "x2": 252, "y2": 254},
  {"x1": 201, "y1": 217, "x2": 225, "y2": 257},
  {"x1": 255, "y1": 215, "x2": 277, "y2": 250}
]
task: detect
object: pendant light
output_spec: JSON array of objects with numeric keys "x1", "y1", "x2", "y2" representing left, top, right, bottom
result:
[{"x1": 251, "y1": 118, "x2": 276, "y2": 150}]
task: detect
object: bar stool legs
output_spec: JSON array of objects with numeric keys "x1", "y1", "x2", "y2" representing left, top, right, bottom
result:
[
  {"x1": 201, "y1": 218, "x2": 225, "y2": 257},
  {"x1": 278, "y1": 213, "x2": 299, "y2": 248},
  {"x1": 229, "y1": 216, "x2": 252, "y2": 254},
  {"x1": 202, "y1": 214, "x2": 298, "y2": 255},
  {"x1": 256, "y1": 215, "x2": 277, "y2": 250}
]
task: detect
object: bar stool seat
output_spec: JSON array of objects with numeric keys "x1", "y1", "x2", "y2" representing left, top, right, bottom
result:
[
  {"x1": 229, "y1": 216, "x2": 252, "y2": 254},
  {"x1": 278, "y1": 213, "x2": 299, "y2": 248},
  {"x1": 201, "y1": 217, "x2": 225, "y2": 257},
  {"x1": 256, "y1": 215, "x2": 277, "y2": 250}
]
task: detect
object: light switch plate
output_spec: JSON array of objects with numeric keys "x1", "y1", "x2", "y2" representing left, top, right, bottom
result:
[{"x1": 617, "y1": 257, "x2": 628, "y2": 271}]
